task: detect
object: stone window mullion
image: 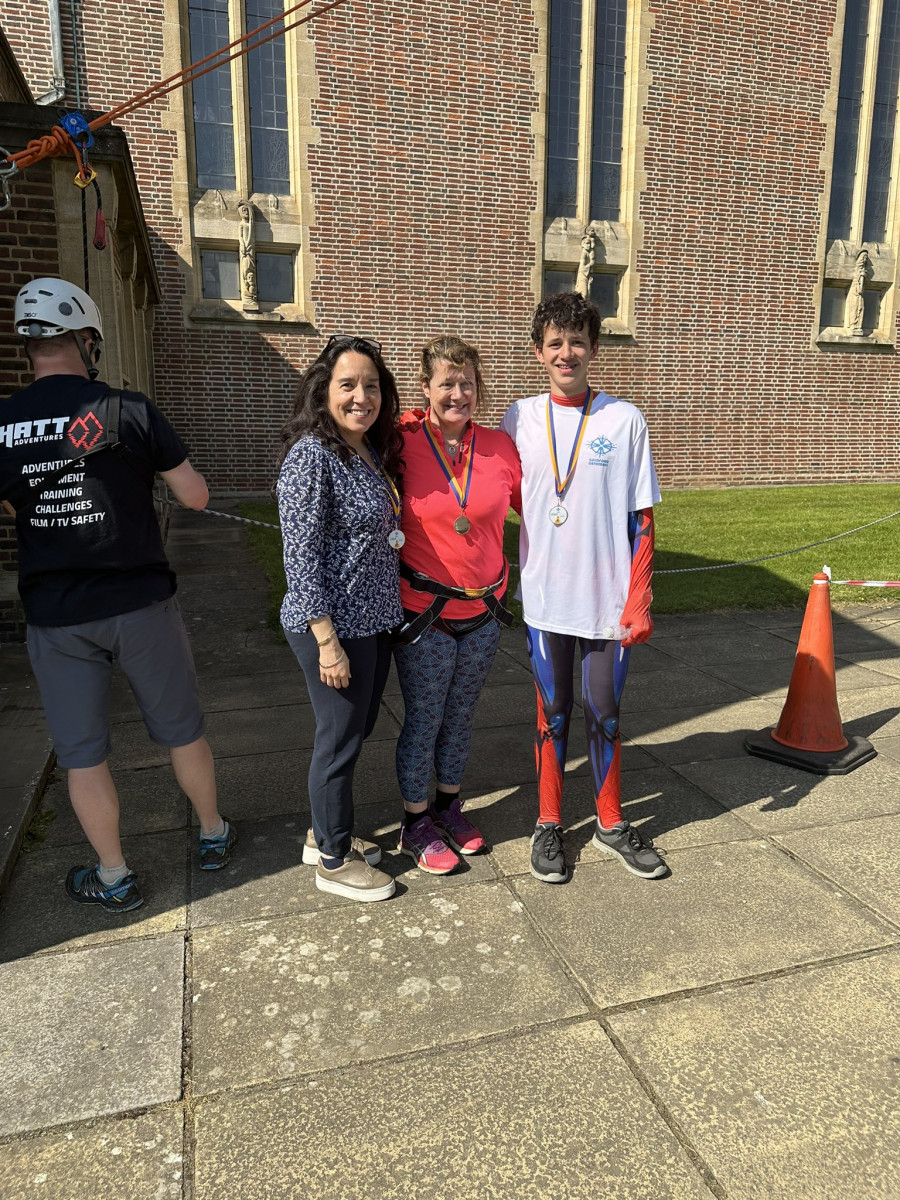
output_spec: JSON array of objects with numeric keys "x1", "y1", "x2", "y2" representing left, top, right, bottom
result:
[
  {"x1": 848, "y1": 0, "x2": 884, "y2": 242},
  {"x1": 229, "y1": 0, "x2": 252, "y2": 199},
  {"x1": 576, "y1": 1, "x2": 597, "y2": 225}
]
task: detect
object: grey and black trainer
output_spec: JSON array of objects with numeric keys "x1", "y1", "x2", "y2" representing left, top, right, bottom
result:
[
  {"x1": 65, "y1": 865, "x2": 143, "y2": 913},
  {"x1": 530, "y1": 822, "x2": 567, "y2": 883},
  {"x1": 199, "y1": 819, "x2": 237, "y2": 870},
  {"x1": 592, "y1": 820, "x2": 667, "y2": 879}
]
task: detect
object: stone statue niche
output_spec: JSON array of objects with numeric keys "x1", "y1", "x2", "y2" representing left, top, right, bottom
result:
[
  {"x1": 238, "y1": 199, "x2": 259, "y2": 311},
  {"x1": 575, "y1": 230, "x2": 596, "y2": 298},
  {"x1": 846, "y1": 249, "x2": 869, "y2": 336}
]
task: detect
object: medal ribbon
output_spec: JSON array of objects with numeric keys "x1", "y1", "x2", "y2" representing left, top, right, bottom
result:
[
  {"x1": 346, "y1": 440, "x2": 401, "y2": 521},
  {"x1": 421, "y1": 415, "x2": 476, "y2": 513},
  {"x1": 545, "y1": 387, "x2": 594, "y2": 501}
]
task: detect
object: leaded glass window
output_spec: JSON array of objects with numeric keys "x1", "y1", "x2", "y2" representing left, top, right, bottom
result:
[
  {"x1": 545, "y1": 0, "x2": 627, "y2": 223},
  {"x1": 547, "y1": 0, "x2": 583, "y2": 216},
  {"x1": 187, "y1": 0, "x2": 291, "y2": 196},
  {"x1": 589, "y1": 0, "x2": 626, "y2": 222},
  {"x1": 188, "y1": 0, "x2": 236, "y2": 190},
  {"x1": 247, "y1": 0, "x2": 290, "y2": 194}
]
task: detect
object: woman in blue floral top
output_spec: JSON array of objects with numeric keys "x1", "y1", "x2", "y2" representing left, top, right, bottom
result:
[{"x1": 276, "y1": 335, "x2": 403, "y2": 903}]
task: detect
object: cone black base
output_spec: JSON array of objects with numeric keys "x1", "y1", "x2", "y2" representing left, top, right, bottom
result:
[{"x1": 744, "y1": 728, "x2": 877, "y2": 775}]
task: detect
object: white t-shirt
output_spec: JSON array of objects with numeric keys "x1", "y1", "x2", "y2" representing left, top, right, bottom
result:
[{"x1": 499, "y1": 391, "x2": 661, "y2": 639}]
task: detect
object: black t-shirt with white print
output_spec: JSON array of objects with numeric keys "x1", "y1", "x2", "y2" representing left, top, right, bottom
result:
[{"x1": 0, "y1": 375, "x2": 189, "y2": 626}]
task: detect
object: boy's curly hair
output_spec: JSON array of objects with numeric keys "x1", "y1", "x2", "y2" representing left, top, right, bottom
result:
[{"x1": 530, "y1": 291, "x2": 601, "y2": 347}]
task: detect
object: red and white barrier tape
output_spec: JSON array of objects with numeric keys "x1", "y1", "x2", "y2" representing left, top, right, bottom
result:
[
  {"x1": 822, "y1": 566, "x2": 900, "y2": 587},
  {"x1": 829, "y1": 580, "x2": 900, "y2": 588}
]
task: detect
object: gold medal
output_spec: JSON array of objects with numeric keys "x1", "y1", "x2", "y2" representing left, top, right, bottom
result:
[{"x1": 453, "y1": 515, "x2": 471, "y2": 535}]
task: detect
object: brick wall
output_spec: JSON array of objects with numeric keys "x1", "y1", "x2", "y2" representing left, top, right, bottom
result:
[
  {"x1": 0, "y1": 154, "x2": 59, "y2": 640},
  {"x1": 2, "y1": 0, "x2": 899, "y2": 493}
]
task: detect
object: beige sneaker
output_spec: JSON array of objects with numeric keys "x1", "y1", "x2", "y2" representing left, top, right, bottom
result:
[
  {"x1": 315, "y1": 849, "x2": 396, "y2": 902},
  {"x1": 302, "y1": 828, "x2": 382, "y2": 867}
]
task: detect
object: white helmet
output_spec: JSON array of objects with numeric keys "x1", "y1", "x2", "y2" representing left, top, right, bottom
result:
[{"x1": 14, "y1": 277, "x2": 103, "y2": 341}]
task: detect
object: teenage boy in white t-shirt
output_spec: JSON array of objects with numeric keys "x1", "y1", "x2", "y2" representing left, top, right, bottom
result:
[{"x1": 499, "y1": 292, "x2": 667, "y2": 883}]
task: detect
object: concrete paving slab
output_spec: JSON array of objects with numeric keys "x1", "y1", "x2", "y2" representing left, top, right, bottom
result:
[
  {"x1": 650, "y1": 613, "x2": 758, "y2": 638},
  {"x1": 620, "y1": 666, "x2": 749, "y2": 714},
  {"x1": 874, "y1": 734, "x2": 900, "y2": 763},
  {"x1": 478, "y1": 768, "x2": 751, "y2": 879},
  {"x1": 831, "y1": 619, "x2": 900, "y2": 654},
  {"x1": 0, "y1": 936, "x2": 184, "y2": 1135},
  {"x1": 774, "y1": 813, "x2": 900, "y2": 927},
  {"x1": 838, "y1": 647, "x2": 900, "y2": 680},
  {"x1": 512, "y1": 842, "x2": 896, "y2": 1007},
  {"x1": 675, "y1": 752, "x2": 900, "y2": 834},
  {"x1": 107, "y1": 702, "x2": 401, "y2": 770},
  {"x1": 193, "y1": 1022, "x2": 711, "y2": 1200},
  {"x1": 105, "y1": 666, "x2": 309, "y2": 722},
  {"x1": 732, "y1": 609, "x2": 804, "y2": 632},
  {"x1": 2, "y1": 1109, "x2": 184, "y2": 1200},
  {"x1": 608, "y1": 952, "x2": 900, "y2": 1200},
  {"x1": 37, "y1": 769, "x2": 187, "y2": 847},
  {"x1": 190, "y1": 807, "x2": 497, "y2": 927},
  {"x1": 0, "y1": 831, "x2": 188, "y2": 962},
  {"x1": 190, "y1": 882, "x2": 587, "y2": 1093},
  {"x1": 700, "y1": 656, "x2": 899, "y2": 699},
  {"x1": 626, "y1": 698, "x2": 784, "y2": 764},
  {"x1": 647, "y1": 627, "x2": 798, "y2": 667},
  {"x1": 830, "y1": 687, "x2": 900, "y2": 740}
]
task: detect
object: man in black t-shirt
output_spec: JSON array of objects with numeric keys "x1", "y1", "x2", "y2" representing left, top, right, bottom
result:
[{"x1": 1, "y1": 278, "x2": 237, "y2": 912}]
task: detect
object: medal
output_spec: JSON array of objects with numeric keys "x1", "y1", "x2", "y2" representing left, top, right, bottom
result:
[
  {"x1": 546, "y1": 388, "x2": 593, "y2": 526},
  {"x1": 388, "y1": 528, "x2": 406, "y2": 549},
  {"x1": 422, "y1": 414, "x2": 476, "y2": 533}
]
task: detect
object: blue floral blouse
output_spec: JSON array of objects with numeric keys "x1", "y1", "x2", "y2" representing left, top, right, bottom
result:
[{"x1": 277, "y1": 436, "x2": 402, "y2": 637}]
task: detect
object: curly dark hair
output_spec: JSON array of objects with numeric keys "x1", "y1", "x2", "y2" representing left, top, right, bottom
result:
[
  {"x1": 530, "y1": 291, "x2": 602, "y2": 347},
  {"x1": 277, "y1": 336, "x2": 404, "y2": 479}
]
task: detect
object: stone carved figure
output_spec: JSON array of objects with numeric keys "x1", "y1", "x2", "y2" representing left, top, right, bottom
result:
[
  {"x1": 238, "y1": 199, "x2": 259, "y2": 308},
  {"x1": 575, "y1": 230, "x2": 596, "y2": 298},
  {"x1": 846, "y1": 249, "x2": 869, "y2": 336}
]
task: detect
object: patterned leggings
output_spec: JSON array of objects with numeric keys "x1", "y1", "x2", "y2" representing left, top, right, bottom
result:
[
  {"x1": 526, "y1": 624, "x2": 632, "y2": 829},
  {"x1": 394, "y1": 619, "x2": 501, "y2": 807}
]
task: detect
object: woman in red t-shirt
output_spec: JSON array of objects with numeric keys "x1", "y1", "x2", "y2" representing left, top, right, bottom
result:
[{"x1": 393, "y1": 336, "x2": 522, "y2": 873}]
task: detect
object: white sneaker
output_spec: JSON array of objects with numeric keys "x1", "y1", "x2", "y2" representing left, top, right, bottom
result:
[{"x1": 315, "y1": 849, "x2": 396, "y2": 902}]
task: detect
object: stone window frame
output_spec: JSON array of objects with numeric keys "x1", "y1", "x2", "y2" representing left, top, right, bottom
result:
[
  {"x1": 531, "y1": 0, "x2": 653, "y2": 339},
  {"x1": 165, "y1": 0, "x2": 319, "y2": 330},
  {"x1": 816, "y1": 0, "x2": 900, "y2": 349}
]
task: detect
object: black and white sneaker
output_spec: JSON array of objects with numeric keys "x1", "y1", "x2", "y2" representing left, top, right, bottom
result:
[
  {"x1": 530, "y1": 822, "x2": 567, "y2": 883},
  {"x1": 592, "y1": 821, "x2": 667, "y2": 879}
]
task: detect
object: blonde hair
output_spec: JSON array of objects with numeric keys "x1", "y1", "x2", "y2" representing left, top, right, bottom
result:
[{"x1": 419, "y1": 335, "x2": 487, "y2": 410}]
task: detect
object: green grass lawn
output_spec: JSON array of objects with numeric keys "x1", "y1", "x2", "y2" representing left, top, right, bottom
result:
[{"x1": 239, "y1": 483, "x2": 900, "y2": 627}]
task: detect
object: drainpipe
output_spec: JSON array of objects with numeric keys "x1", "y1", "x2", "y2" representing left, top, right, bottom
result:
[{"x1": 35, "y1": 0, "x2": 66, "y2": 105}]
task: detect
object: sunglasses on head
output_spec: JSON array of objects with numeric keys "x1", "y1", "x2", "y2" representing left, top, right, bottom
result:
[{"x1": 321, "y1": 333, "x2": 383, "y2": 358}]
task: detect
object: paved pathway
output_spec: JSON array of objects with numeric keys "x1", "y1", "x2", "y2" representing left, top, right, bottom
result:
[{"x1": 1, "y1": 508, "x2": 899, "y2": 1199}]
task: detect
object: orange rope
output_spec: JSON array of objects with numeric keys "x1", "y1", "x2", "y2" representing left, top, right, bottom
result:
[{"x1": 6, "y1": 0, "x2": 349, "y2": 173}]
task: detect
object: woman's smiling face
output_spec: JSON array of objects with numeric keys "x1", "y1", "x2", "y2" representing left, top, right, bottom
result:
[
  {"x1": 423, "y1": 359, "x2": 477, "y2": 436},
  {"x1": 327, "y1": 350, "x2": 382, "y2": 445}
]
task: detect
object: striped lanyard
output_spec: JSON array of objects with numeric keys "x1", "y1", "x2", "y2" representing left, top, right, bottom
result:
[
  {"x1": 545, "y1": 388, "x2": 594, "y2": 501},
  {"x1": 421, "y1": 414, "x2": 476, "y2": 515},
  {"x1": 347, "y1": 439, "x2": 401, "y2": 525}
]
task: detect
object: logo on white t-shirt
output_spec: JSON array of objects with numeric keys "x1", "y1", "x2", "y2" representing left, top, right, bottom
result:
[{"x1": 588, "y1": 435, "x2": 614, "y2": 465}]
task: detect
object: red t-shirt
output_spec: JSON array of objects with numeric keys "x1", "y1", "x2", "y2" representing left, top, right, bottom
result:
[{"x1": 398, "y1": 415, "x2": 522, "y2": 618}]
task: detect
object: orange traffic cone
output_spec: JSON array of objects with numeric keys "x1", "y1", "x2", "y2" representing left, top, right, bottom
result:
[{"x1": 745, "y1": 573, "x2": 876, "y2": 774}]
